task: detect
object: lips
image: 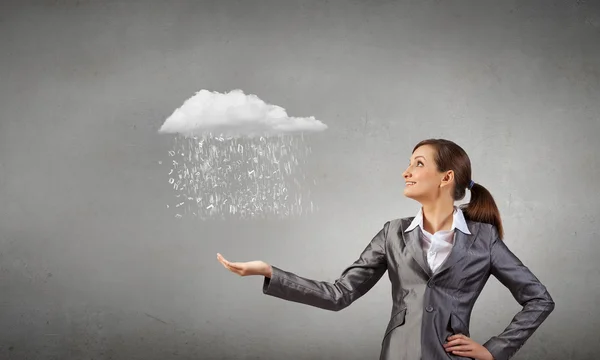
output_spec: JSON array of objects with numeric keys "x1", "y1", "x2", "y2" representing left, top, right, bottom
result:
[{"x1": 405, "y1": 182, "x2": 416, "y2": 186}]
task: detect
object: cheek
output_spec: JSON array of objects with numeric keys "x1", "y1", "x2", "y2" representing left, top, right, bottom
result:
[
  {"x1": 415, "y1": 171, "x2": 432, "y2": 182},
  {"x1": 418, "y1": 176, "x2": 438, "y2": 189}
]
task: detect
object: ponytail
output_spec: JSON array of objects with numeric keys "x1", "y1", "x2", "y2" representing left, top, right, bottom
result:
[{"x1": 460, "y1": 182, "x2": 504, "y2": 240}]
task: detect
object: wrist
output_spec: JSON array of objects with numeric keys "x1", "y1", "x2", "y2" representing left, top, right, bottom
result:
[{"x1": 264, "y1": 264, "x2": 273, "y2": 278}]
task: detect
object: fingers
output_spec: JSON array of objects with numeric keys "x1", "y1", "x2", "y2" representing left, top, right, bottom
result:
[
  {"x1": 444, "y1": 342, "x2": 471, "y2": 352},
  {"x1": 444, "y1": 343, "x2": 473, "y2": 350},
  {"x1": 216, "y1": 253, "x2": 244, "y2": 275},
  {"x1": 217, "y1": 253, "x2": 234, "y2": 267},
  {"x1": 217, "y1": 253, "x2": 234, "y2": 270},
  {"x1": 222, "y1": 262, "x2": 242, "y2": 275},
  {"x1": 217, "y1": 254, "x2": 241, "y2": 267},
  {"x1": 216, "y1": 253, "x2": 230, "y2": 268},
  {"x1": 451, "y1": 350, "x2": 473, "y2": 357},
  {"x1": 444, "y1": 338, "x2": 469, "y2": 346},
  {"x1": 447, "y1": 334, "x2": 467, "y2": 341},
  {"x1": 445, "y1": 344, "x2": 472, "y2": 351},
  {"x1": 444, "y1": 335, "x2": 473, "y2": 353},
  {"x1": 445, "y1": 342, "x2": 474, "y2": 355},
  {"x1": 216, "y1": 253, "x2": 228, "y2": 264}
]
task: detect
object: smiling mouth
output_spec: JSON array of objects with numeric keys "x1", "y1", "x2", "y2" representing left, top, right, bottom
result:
[{"x1": 405, "y1": 182, "x2": 416, "y2": 186}]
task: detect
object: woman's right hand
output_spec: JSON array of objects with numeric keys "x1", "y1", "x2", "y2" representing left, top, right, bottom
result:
[{"x1": 216, "y1": 253, "x2": 273, "y2": 278}]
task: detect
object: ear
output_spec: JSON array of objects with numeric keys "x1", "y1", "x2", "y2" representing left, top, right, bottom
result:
[{"x1": 440, "y1": 170, "x2": 454, "y2": 188}]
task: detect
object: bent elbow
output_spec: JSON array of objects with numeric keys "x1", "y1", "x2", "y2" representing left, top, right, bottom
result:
[
  {"x1": 325, "y1": 297, "x2": 352, "y2": 312},
  {"x1": 527, "y1": 289, "x2": 555, "y2": 315},
  {"x1": 331, "y1": 302, "x2": 350, "y2": 312},
  {"x1": 545, "y1": 296, "x2": 555, "y2": 314},
  {"x1": 542, "y1": 288, "x2": 555, "y2": 312},
  {"x1": 325, "y1": 292, "x2": 356, "y2": 312}
]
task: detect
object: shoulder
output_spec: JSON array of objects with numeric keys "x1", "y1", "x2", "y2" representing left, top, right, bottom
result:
[
  {"x1": 466, "y1": 220, "x2": 499, "y2": 244},
  {"x1": 386, "y1": 216, "x2": 415, "y2": 227},
  {"x1": 381, "y1": 216, "x2": 415, "y2": 236},
  {"x1": 389, "y1": 216, "x2": 416, "y2": 223}
]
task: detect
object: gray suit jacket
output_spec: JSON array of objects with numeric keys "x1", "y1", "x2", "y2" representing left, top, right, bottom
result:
[{"x1": 262, "y1": 217, "x2": 555, "y2": 360}]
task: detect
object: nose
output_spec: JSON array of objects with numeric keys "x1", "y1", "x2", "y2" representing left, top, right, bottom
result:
[{"x1": 403, "y1": 166, "x2": 411, "y2": 179}]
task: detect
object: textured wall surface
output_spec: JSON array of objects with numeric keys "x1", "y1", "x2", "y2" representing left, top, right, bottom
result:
[{"x1": 1, "y1": 1, "x2": 598, "y2": 359}]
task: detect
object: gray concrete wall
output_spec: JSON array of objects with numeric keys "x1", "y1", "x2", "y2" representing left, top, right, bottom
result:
[{"x1": 1, "y1": 1, "x2": 598, "y2": 359}]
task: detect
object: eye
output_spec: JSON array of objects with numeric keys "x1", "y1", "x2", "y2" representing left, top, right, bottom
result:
[{"x1": 417, "y1": 161, "x2": 424, "y2": 166}]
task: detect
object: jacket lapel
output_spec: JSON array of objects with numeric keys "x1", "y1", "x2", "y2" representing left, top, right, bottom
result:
[
  {"x1": 435, "y1": 221, "x2": 478, "y2": 275},
  {"x1": 401, "y1": 218, "x2": 432, "y2": 278}
]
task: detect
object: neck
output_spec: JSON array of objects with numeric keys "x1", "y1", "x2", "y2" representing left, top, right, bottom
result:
[{"x1": 421, "y1": 199, "x2": 455, "y2": 234}]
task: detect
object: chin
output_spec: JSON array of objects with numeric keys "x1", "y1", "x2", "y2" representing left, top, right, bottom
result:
[{"x1": 403, "y1": 189, "x2": 422, "y2": 201}]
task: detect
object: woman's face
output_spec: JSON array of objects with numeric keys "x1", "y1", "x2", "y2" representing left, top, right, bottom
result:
[{"x1": 402, "y1": 144, "x2": 447, "y2": 201}]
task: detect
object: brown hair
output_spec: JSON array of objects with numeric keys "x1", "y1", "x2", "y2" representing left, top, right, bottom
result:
[{"x1": 412, "y1": 139, "x2": 504, "y2": 239}]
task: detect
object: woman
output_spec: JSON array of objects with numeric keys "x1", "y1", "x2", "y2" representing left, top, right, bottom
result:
[{"x1": 217, "y1": 139, "x2": 555, "y2": 360}]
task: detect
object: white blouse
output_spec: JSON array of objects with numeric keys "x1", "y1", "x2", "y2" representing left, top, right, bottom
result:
[{"x1": 405, "y1": 206, "x2": 471, "y2": 273}]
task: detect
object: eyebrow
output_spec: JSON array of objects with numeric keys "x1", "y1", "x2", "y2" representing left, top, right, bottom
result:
[{"x1": 410, "y1": 156, "x2": 426, "y2": 161}]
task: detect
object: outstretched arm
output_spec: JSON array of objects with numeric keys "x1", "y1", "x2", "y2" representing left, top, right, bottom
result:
[
  {"x1": 262, "y1": 221, "x2": 390, "y2": 311},
  {"x1": 482, "y1": 227, "x2": 555, "y2": 360}
]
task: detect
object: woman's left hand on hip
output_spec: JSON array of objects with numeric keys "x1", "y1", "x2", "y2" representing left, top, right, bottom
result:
[{"x1": 443, "y1": 334, "x2": 494, "y2": 360}]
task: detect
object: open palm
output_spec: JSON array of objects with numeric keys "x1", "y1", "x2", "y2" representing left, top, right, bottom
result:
[{"x1": 217, "y1": 253, "x2": 271, "y2": 277}]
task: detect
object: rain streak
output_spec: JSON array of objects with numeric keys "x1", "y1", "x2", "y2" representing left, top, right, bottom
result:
[{"x1": 163, "y1": 134, "x2": 318, "y2": 219}]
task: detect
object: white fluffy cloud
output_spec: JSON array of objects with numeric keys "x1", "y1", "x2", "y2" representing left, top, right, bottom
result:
[{"x1": 158, "y1": 89, "x2": 328, "y2": 138}]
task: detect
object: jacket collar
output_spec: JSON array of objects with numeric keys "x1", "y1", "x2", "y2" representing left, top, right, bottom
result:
[
  {"x1": 405, "y1": 206, "x2": 471, "y2": 235},
  {"x1": 400, "y1": 212, "x2": 479, "y2": 278}
]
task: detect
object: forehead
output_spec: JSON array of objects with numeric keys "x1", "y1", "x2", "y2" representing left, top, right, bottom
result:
[{"x1": 411, "y1": 144, "x2": 436, "y2": 159}]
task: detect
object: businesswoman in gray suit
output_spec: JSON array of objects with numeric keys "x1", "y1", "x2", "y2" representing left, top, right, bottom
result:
[{"x1": 217, "y1": 139, "x2": 555, "y2": 360}]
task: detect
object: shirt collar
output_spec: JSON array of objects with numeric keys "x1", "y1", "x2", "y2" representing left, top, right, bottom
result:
[{"x1": 405, "y1": 206, "x2": 471, "y2": 235}]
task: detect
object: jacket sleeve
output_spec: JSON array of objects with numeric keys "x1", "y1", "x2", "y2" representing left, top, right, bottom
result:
[
  {"x1": 261, "y1": 221, "x2": 390, "y2": 311},
  {"x1": 482, "y1": 226, "x2": 555, "y2": 360}
]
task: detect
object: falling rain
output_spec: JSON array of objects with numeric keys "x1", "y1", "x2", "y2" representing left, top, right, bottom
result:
[{"x1": 163, "y1": 133, "x2": 318, "y2": 219}]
